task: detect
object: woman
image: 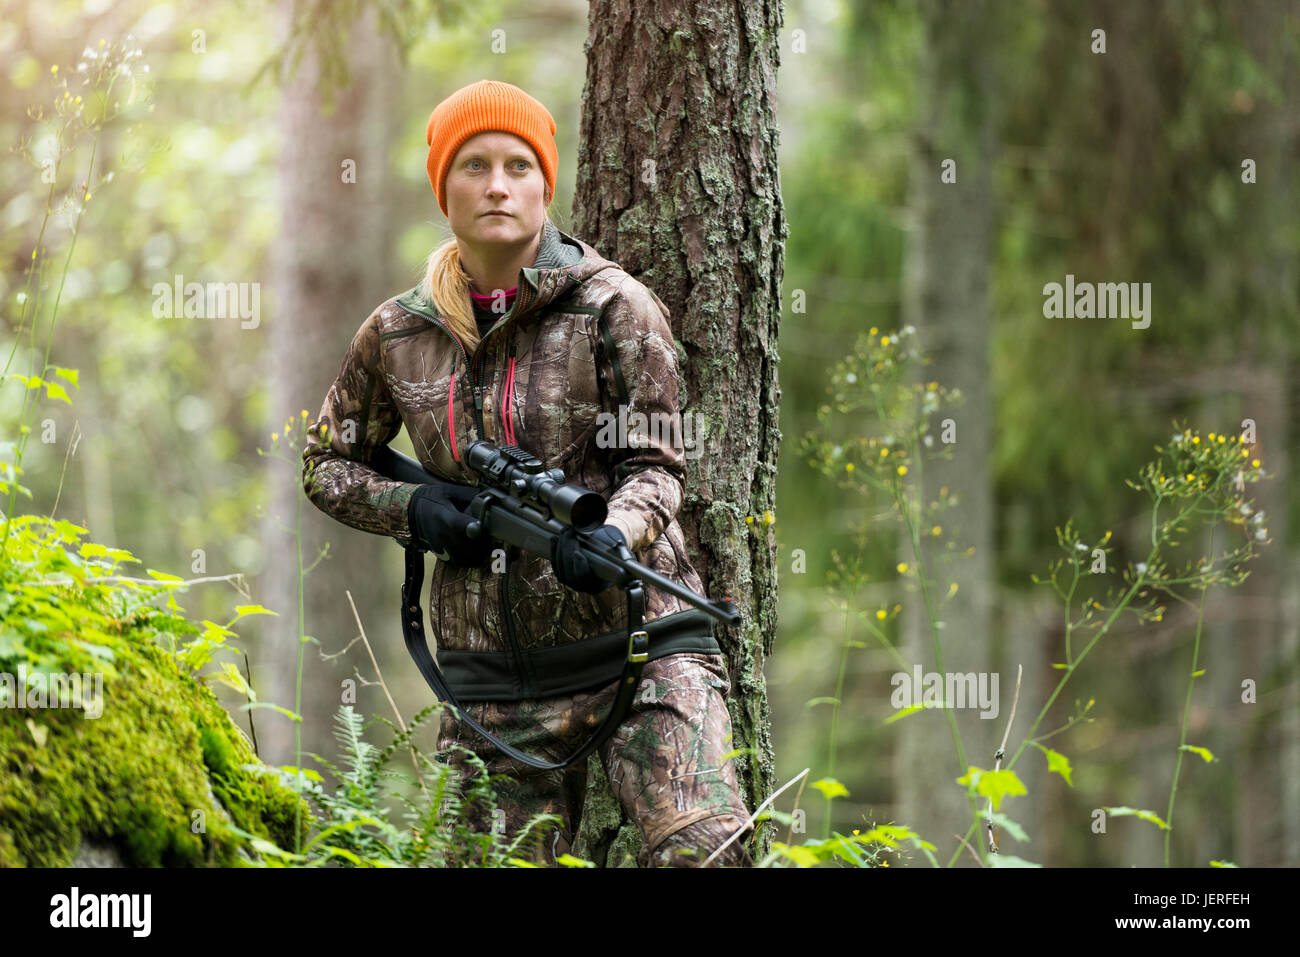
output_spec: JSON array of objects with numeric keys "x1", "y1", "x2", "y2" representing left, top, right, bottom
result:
[{"x1": 302, "y1": 79, "x2": 753, "y2": 867}]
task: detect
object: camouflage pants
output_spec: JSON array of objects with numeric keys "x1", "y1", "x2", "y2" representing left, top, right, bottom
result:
[{"x1": 435, "y1": 652, "x2": 754, "y2": 867}]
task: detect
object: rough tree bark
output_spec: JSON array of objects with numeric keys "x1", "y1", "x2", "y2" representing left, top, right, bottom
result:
[{"x1": 568, "y1": 0, "x2": 786, "y2": 865}]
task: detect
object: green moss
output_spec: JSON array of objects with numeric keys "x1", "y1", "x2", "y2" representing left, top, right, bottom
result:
[{"x1": 0, "y1": 635, "x2": 311, "y2": 866}]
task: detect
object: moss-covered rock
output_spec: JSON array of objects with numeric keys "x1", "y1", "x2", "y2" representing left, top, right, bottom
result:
[{"x1": 0, "y1": 635, "x2": 311, "y2": 866}]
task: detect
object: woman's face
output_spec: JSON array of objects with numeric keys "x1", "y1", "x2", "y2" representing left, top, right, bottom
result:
[{"x1": 445, "y1": 130, "x2": 550, "y2": 258}]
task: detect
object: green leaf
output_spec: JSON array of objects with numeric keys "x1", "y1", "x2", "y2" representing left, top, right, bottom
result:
[
  {"x1": 956, "y1": 766, "x2": 1028, "y2": 811},
  {"x1": 984, "y1": 810, "x2": 1029, "y2": 843},
  {"x1": 1033, "y1": 742, "x2": 1075, "y2": 787},
  {"x1": 248, "y1": 836, "x2": 302, "y2": 861},
  {"x1": 146, "y1": 568, "x2": 185, "y2": 583},
  {"x1": 241, "y1": 702, "x2": 301, "y2": 722},
  {"x1": 275, "y1": 766, "x2": 323, "y2": 782},
  {"x1": 79, "y1": 542, "x2": 110, "y2": 560},
  {"x1": 826, "y1": 833, "x2": 867, "y2": 866},
  {"x1": 810, "y1": 777, "x2": 849, "y2": 800},
  {"x1": 805, "y1": 696, "x2": 840, "y2": 709},
  {"x1": 856, "y1": 824, "x2": 934, "y2": 850},
  {"x1": 228, "y1": 604, "x2": 279, "y2": 625},
  {"x1": 774, "y1": 843, "x2": 821, "y2": 868},
  {"x1": 44, "y1": 381, "x2": 72, "y2": 404},
  {"x1": 556, "y1": 853, "x2": 596, "y2": 868},
  {"x1": 987, "y1": 853, "x2": 1040, "y2": 868},
  {"x1": 1180, "y1": 744, "x2": 1214, "y2": 763},
  {"x1": 51, "y1": 519, "x2": 88, "y2": 541},
  {"x1": 50, "y1": 366, "x2": 79, "y2": 388},
  {"x1": 1103, "y1": 806, "x2": 1170, "y2": 830},
  {"x1": 1209, "y1": 860, "x2": 1237, "y2": 868},
  {"x1": 884, "y1": 704, "x2": 925, "y2": 725}
]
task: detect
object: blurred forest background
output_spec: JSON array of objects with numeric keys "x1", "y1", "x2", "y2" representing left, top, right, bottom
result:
[{"x1": 2, "y1": 0, "x2": 1296, "y2": 866}]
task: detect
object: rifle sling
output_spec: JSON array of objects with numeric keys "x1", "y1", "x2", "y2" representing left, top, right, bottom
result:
[
  {"x1": 403, "y1": 545, "x2": 668, "y2": 771},
  {"x1": 438, "y1": 609, "x2": 720, "y2": 700}
]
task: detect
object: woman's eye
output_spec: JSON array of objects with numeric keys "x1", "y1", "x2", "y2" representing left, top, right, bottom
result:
[{"x1": 466, "y1": 159, "x2": 528, "y2": 171}]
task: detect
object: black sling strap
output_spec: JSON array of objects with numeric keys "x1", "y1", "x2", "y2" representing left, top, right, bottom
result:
[{"x1": 401, "y1": 545, "x2": 649, "y2": 771}]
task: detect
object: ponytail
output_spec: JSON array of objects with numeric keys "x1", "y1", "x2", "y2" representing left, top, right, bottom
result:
[{"x1": 418, "y1": 203, "x2": 559, "y2": 351}]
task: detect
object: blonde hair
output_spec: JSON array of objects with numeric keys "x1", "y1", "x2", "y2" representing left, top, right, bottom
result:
[{"x1": 419, "y1": 201, "x2": 560, "y2": 351}]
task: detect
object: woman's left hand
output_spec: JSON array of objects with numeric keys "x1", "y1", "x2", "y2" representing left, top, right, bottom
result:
[{"x1": 550, "y1": 524, "x2": 627, "y2": 594}]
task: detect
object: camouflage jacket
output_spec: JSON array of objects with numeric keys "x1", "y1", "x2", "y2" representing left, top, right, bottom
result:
[{"x1": 301, "y1": 225, "x2": 712, "y2": 658}]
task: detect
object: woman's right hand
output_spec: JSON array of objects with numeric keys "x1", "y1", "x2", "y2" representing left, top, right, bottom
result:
[{"x1": 407, "y1": 481, "x2": 494, "y2": 567}]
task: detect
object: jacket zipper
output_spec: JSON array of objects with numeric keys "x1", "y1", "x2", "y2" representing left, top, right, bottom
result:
[{"x1": 402, "y1": 289, "x2": 535, "y2": 696}]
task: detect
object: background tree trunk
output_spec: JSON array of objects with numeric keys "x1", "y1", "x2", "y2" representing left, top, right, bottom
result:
[
  {"x1": 894, "y1": 0, "x2": 1000, "y2": 861},
  {"x1": 568, "y1": 0, "x2": 786, "y2": 865},
  {"x1": 256, "y1": 2, "x2": 400, "y2": 766},
  {"x1": 1223, "y1": 0, "x2": 1298, "y2": 866}
]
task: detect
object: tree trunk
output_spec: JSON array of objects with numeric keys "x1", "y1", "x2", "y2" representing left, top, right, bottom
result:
[
  {"x1": 1227, "y1": 0, "x2": 1297, "y2": 866},
  {"x1": 894, "y1": 0, "x2": 1000, "y2": 863},
  {"x1": 569, "y1": 0, "x2": 786, "y2": 864},
  {"x1": 257, "y1": 2, "x2": 400, "y2": 766}
]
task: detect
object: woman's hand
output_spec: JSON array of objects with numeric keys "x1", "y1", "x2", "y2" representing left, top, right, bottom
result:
[
  {"x1": 550, "y1": 525, "x2": 627, "y2": 594},
  {"x1": 407, "y1": 481, "x2": 493, "y2": 567}
]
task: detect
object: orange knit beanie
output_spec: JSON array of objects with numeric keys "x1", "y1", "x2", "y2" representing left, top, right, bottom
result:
[{"x1": 425, "y1": 79, "x2": 558, "y2": 217}]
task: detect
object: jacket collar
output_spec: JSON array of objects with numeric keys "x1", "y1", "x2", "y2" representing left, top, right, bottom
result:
[{"x1": 396, "y1": 222, "x2": 613, "y2": 325}]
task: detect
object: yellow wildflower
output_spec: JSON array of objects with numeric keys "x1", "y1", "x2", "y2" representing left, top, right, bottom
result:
[
  {"x1": 876, "y1": 609, "x2": 886, "y2": 620},
  {"x1": 897, "y1": 562, "x2": 908, "y2": 574},
  {"x1": 897, "y1": 465, "x2": 907, "y2": 476},
  {"x1": 1252, "y1": 459, "x2": 1260, "y2": 468},
  {"x1": 931, "y1": 525, "x2": 941, "y2": 536}
]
